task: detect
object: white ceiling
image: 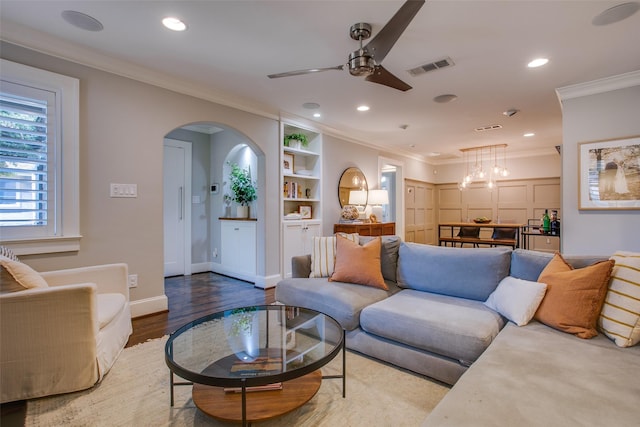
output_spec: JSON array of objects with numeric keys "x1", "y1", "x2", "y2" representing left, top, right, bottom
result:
[{"x1": 2, "y1": 1, "x2": 639, "y2": 162}]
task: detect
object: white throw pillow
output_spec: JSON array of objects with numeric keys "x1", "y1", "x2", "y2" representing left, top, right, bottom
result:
[
  {"x1": 309, "y1": 233, "x2": 358, "y2": 278},
  {"x1": 599, "y1": 251, "x2": 640, "y2": 347},
  {"x1": 484, "y1": 276, "x2": 547, "y2": 326}
]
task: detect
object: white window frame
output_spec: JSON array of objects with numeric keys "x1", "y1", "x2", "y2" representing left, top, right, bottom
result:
[{"x1": 0, "y1": 59, "x2": 80, "y2": 255}]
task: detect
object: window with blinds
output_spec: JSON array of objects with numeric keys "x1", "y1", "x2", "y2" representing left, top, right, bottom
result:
[
  {"x1": 0, "y1": 93, "x2": 51, "y2": 228},
  {"x1": 0, "y1": 59, "x2": 79, "y2": 254}
]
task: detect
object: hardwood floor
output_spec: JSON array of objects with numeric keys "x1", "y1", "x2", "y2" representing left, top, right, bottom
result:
[
  {"x1": 1, "y1": 272, "x2": 276, "y2": 426},
  {"x1": 127, "y1": 272, "x2": 275, "y2": 346}
]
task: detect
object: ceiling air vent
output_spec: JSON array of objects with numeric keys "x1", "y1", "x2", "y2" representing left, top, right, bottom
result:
[
  {"x1": 407, "y1": 57, "x2": 454, "y2": 77},
  {"x1": 474, "y1": 124, "x2": 503, "y2": 132}
]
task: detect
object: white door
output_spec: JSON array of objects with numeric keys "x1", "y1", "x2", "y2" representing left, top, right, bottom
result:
[{"x1": 163, "y1": 139, "x2": 192, "y2": 277}]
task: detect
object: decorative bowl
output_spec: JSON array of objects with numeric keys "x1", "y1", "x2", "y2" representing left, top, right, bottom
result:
[{"x1": 473, "y1": 218, "x2": 492, "y2": 224}]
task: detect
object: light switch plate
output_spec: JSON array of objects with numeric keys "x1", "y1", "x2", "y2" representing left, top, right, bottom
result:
[{"x1": 110, "y1": 183, "x2": 137, "y2": 198}]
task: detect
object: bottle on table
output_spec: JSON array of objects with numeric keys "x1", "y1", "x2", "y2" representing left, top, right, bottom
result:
[
  {"x1": 542, "y1": 209, "x2": 551, "y2": 234},
  {"x1": 550, "y1": 210, "x2": 560, "y2": 236}
]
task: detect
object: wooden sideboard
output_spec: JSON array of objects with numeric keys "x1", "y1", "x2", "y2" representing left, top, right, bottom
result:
[{"x1": 334, "y1": 222, "x2": 396, "y2": 236}]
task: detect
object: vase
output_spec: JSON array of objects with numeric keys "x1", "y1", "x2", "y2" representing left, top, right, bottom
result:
[{"x1": 237, "y1": 205, "x2": 249, "y2": 218}]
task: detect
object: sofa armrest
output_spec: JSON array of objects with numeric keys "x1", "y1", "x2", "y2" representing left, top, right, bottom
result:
[
  {"x1": 292, "y1": 255, "x2": 312, "y2": 278},
  {"x1": 1, "y1": 284, "x2": 100, "y2": 402},
  {"x1": 41, "y1": 263, "x2": 129, "y2": 301}
]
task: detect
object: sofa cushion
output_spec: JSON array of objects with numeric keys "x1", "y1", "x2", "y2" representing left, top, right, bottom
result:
[
  {"x1": 397, "y1": 243, "x2": 511, "y2": 301},
  {"x1": 309, "y1": 233, "x2": 359, "y2": 278},
  {"x1": 330, "y1": 235, "x2": 387, "y2": 290},
  {"x1": 484, "y1": 276, "x2": 547, "y2": 326},
  {"x1": 599, "y1": 251, "x2": 640, "y2": 347},
  {"x1": 359, "y1": 235, "x2": 401, "y2": 282},
  {"x1": 424, "y1": 322, "x2": 640, "y2": 427},
  {"x1": 535, "y1": 253, "x2": 614, "y2": 339},
  {"x1": 96, "y1": 293, "x2": 127, "y2": 330},
  {"x1": 360, "y1": 289, "x2": 505, "y2": 365},
  {"x1": 510, "y1": 249, "x2": 608, "y2": 282},
  {"x1": 0, "y1": 255, "x2": 49, "y2": 290},
  {"x1": 275, "y1": 277, "x2": 400, "y2": 331}
]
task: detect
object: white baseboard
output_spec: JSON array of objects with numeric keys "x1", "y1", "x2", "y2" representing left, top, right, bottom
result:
[
  {"x1": 254, "y1": 274, "x2": 282, "y2": 289},
  {"x1": 130, "y1": 294, "x2": 168, "y2": 318},
  {"x1": 191, "y1": 262, "x2": 210, "y2": 274}
]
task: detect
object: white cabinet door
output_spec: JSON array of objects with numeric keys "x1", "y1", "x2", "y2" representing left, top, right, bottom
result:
[
  {"x1": 282, "y1": 220, "x2": 321, "y2": 278},
  {"x1": 221, "y1": 221, "x2": 256, "y2": 277}
]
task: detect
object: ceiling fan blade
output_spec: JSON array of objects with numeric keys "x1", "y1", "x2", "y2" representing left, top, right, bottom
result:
[
  {"x1": 365, "y1": 65, "x2": 412, "y2": 91},
  {"x1": 365, "y1": 0, "x2": 425, "y2": 64},
  {"x1": 268, "y1": 65, "x2": 344, "y2": 79}
]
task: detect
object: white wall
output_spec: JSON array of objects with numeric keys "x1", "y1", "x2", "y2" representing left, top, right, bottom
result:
[{"x1": 557, "y1": 72, "x2": 640, "y2": 255}]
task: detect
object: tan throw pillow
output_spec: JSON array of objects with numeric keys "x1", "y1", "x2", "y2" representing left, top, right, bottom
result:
[
  {"x1": 0, "y1": 255, "x2": 49, "y2": 290},
  {"x1": 309, "y1": 233, "x2": 358, "y2": 278},
  {"x1": 535, "y1": 252, "x2": 614, "y2": 339},
  {"x1": 599, "y1": 251, "x2": 640, "y2": 347},
  {"x1": 329, "y1": 235, "x2": 387, "y2": 290}
]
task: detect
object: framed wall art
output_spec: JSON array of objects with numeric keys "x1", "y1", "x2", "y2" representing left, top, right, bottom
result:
[
  {"x1": 578, "y1": 136, "x2": 640, "y2": 210},
  {"x1": 298, "y1": 205, "x2": 312, "y2": 219},
  {"x1": 283, "y1": 153, "x2": 294, "y2": 174}
]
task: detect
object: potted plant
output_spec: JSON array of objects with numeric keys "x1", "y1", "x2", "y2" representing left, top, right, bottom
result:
[
  {"x1": 283, "y1": 133, "x2": 308, "y2": 149},
  {"x1": 227, "y1": 162, "x2": 257, "y2": 218}
]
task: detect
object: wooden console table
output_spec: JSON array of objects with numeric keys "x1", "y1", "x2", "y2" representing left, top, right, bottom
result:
[
  {"x1": 438, "y1": 222, "x2": 523, "y2": 249},
  {"x1": 334, "y1": 222, "x2": 396, "y2": 236}
]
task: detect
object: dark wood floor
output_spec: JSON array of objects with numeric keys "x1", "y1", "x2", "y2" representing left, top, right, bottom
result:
[
  {"x1": 1, "y1": 272, "x2": 276, "y2": 426},
  {"x1": 127, "y1": 272, "x2": 275, "y2": 347}
]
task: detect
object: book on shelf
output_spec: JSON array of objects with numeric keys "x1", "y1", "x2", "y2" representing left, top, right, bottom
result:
[{"x1": 223, "y1": 382, "x2": 283, "y2": 393}]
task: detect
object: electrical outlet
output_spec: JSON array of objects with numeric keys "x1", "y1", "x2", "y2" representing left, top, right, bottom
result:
[
  {"x1": 213, "y1": 248, "x2": 218, "y2": 258},
  {"x1": 128, "y1": 274, "x2": 138, "y2": 288}
]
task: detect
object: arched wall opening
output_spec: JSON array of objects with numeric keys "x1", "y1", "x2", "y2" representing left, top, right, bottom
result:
[{"x1": 163, "y1": 121, "x2": 265, "y2": 284}]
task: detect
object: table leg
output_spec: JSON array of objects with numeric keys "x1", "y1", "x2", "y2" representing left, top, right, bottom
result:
[
  {"x1": 342, "y1": 329, "x2": 346, "y2": 398},
  {"x1": 170, "y1": 371, "x2": 174, "y2": 407},
  {"x1": 241, "y1": 379, "x2": 247, "y2": 427}
]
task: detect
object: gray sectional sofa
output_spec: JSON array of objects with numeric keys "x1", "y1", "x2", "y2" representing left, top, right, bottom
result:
[{"x1": 275, "y1": 237, "x2": 640, "y2": 426}]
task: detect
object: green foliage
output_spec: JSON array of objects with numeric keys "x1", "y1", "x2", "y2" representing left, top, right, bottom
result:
[
  {"x1": 283, "y1": 133, "x2": 309, "y2": 147},
  {"x1": 228, "y1": 162, "x2": 257, "y2": 206}
]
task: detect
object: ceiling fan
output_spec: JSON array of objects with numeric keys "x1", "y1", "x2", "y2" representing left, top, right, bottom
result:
[{"x1": 267, "y1": 0, "x2": 425, "y2": 92}]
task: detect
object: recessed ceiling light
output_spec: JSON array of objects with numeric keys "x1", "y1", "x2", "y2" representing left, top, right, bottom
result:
[
  {"x1": 61, "y1": 10, "x2": 104, "y2": 32},
  {"x1": 592, "y1": 2, "x2": 640, "y2": 26},
  {"x1": 162, "y1": 17, "x2": 187, "y2": 31},
  {"x1": 357, "y1": 105, "x2": 370, "y2": 112},
  {"x1": 313, "y1": 113, "x2": 321, "y2": 118},
  {"x1": 527, "y1": 58, "x2": 549, "y2": 68},
  {"x1": 427, "y1": 152, "x2": 441, "y2": 157},
  {"x1": 303, "y1": 102, "x2": 320, "y2": 110},
  {"x1": 524, "y1": 132, "x2": 535, "y2": 137}
]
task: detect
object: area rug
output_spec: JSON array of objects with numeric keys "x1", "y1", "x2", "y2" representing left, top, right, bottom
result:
[{"x1": 25, "y1": 336, "x2": 449, "y2": 426}]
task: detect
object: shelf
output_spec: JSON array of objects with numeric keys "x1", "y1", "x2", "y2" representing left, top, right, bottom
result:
[
  {"x1": 283, "y1": 173, "x2": 320, "y2": 180},
  {"x1": 283, "y1": 147, "x2": 319, "y2": 157}
]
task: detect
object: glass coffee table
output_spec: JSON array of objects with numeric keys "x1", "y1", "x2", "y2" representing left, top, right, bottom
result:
[{"x1": 165, "y1": 305, "x2": 345, "y2": 426}]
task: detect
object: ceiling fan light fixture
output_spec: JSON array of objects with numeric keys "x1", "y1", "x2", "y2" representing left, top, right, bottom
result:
[{"x1": 348, "y1": 50, "x2": 375, "y2": 77}]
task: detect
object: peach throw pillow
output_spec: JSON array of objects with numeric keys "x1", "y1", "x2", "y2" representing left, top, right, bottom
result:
[
  {"x1": 535, "y1": 252, "x2": 614, "y2": 339},
  {"x1": 329, "y1": 235, "x2": 388, "y2": 290}
]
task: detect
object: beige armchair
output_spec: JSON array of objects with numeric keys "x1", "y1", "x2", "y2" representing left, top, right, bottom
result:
[{"x1": 0, "y1": 260, "x2": 132, "y2": 403}]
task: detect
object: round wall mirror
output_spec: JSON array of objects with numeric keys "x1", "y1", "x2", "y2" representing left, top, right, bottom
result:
[{"x1": 338, "y1": 167, "x2": 368, "y2": 208}]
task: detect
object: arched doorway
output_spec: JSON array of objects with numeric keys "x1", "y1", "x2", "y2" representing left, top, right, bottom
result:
[{"x1": 163, "y1": 122, "x2": 262, "y2": 280}]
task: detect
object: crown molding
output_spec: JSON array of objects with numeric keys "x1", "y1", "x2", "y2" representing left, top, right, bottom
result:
[{"x1": 556, "y1": 70, "x2": 640, "y2": 102}]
